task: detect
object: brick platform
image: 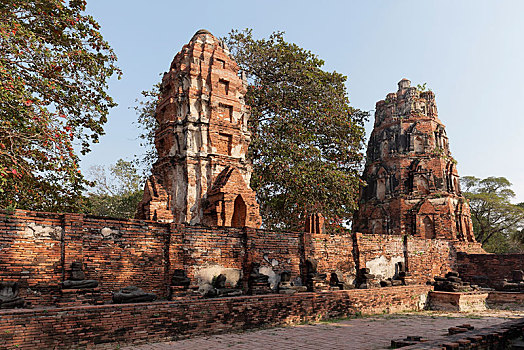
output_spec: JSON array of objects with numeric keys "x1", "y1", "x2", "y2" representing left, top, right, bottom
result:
[
  {"x1": 428, "y1": 291, "x2": 488, "y2": 312},
  {"x1": 487, "y1": 291, "x2": 524, "y2": 308},
  {"x1": 0, "y1": 285, "x2": 430, "y2": 350}
]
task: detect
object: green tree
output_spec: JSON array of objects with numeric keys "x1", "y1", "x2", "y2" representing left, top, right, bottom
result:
[
  {"x1": 83, "y1": 159, "x2": 143, "y2": 219},
  {"x1": 135, "y1": 30, "x2": 367, "y2": 230},
  {"x1": 461, "y1": 176, "x2": 524, "y2": 252},
  {"x1": 0, "y1": 0, "x2": 120, "y2": 211},
  {"x1": 133, "y1": 85, "x2": 159, "y2": 175},
  {"x1": 224, "y1": 30, "x2": 367, "y2": 230}
]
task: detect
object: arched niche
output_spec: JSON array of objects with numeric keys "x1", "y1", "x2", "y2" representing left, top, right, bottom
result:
[
  {"x1": 381, "y1": 140, "x2": 389, "y2": 158},
  {"x1": 423, "y1": 215, "x2": 435, "y2": 239},
  {"x1": 415, "y1": 175, "x2": 430, "y2": 195},
  {"x1": 376, "y1": 167, "x2": 388, "y2": 201},
  {"x1": 414, "y1": 135, "x2": 424, "y2": 153},
  {"x1": 231, "y1": 195, "x2": 247, "y2": 228},
  {"x1": 370, "y1": 207, "x2": 389, "y2": 235}
]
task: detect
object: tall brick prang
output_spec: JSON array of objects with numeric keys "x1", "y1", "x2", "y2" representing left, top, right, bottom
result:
[
  {"x1": 353, "y1": 79, "x2": 475, "y2": 241},
  {"x1": 136, "y1": 30, "x2": 261, "y2": 228}
]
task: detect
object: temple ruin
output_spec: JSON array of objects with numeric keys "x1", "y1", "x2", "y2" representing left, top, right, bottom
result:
[
  {"x1": 0, "y1": 30, "x2": 522, "y2": 350},
  {"x1": 354, "y1": 79, "x2": 475, "y2": 241},
  {"x1": 136, "y1": 29, "x2": 261, "y2": 228}
]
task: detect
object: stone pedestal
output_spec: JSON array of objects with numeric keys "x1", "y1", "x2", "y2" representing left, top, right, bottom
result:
[
  {"x1": 56, "y1": 288, "x2": 104, "y2": 307},
  {"x1": 428, "y1": 291, "x2": 488, "y2": 312},
  {"x1": 312, "y1": 277, "x2": 330, "y2": 292},
  {"x1": 169, "y1": 286, "x2": 199, "y2": 300},
  {"x1": 250, "y1": 281, "x2": 272, "y2": 295}
]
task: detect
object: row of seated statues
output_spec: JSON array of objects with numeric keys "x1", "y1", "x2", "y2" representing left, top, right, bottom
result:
[{"x1": 0, "y1": 259, "x2": 359, "y2": 309}]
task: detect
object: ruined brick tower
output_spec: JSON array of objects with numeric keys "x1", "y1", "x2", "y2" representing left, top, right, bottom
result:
[
  {"x1": 136, "y1": 30, "x2": 262, "y2": 228},
  {"x1": 353, "y1": 79, "x2": 475, "y2": 241}
]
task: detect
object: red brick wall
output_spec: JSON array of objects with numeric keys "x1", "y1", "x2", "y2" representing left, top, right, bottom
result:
[
  {"x1": 180, "y1": 225, "x2": 246, "y2": 279},
  {"x1": 306, "y1": 232, "x2": 357, "y2": 283},
  {"x1": 75, "y1": 216, "x2": 169, "y2": 301},
  {"x1": 0, "y1": 210, "x2": 63, "y2": 305},
  {"x1": 356, "y1": 233, "x2": 404, "y2": 270},
  {"x1": 353, "y1": 234, "x2": 484, "y2": 284},
  {"x1": 246, "y1": 228, "x2": 303, "y2": 281},
  {"x1": 0, "y1": 209, "x2": 491, "y2": 307},
  {"x1": 0, "y1": 210, "x2": 310, "y2": 304},
  {"x1": 0, "y1": 285, "x2": 431, "y2": 350},
  {"x1": 407, "y1": 237, "x2": 452, "y2": 283},
  {"x1": 456, "y1": 253, "x2": 524, "y2": 288}
]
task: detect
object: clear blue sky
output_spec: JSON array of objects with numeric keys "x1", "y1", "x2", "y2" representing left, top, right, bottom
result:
[{"x1": 83, "y1": 0, "x2": 524, "y2": 202}]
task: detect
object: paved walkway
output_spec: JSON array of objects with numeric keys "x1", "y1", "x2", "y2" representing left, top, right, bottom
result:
[{"x1": 118, "y1": 310, "x2": 524, "y2": 350}]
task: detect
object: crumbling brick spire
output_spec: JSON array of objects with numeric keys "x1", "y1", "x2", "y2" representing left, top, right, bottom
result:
[
  {"x1": 136, "y1": 30, "x2": 261, "y2": 228},
  {"x1": 353, "y1": 79, "x2": 475, "y2": 241}
]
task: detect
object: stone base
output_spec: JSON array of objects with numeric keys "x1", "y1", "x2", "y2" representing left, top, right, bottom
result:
[
  {"x1": 428, "y1": 291, "x2": 488, "y2": 312},
  {"x1": 487, "y1": 291, "x2": 524, "y2": 309},
  {"x1": 168, "y1": 286, "x2": 193, "y2": 300},
  {"x1": 169, "y1": 285, "x2": 204, "y2": 300},
  {"x1": 249, "y1": 282, "x2": 272, "y2": 295},
  {"x1": 55, "y1": 287, "x2": 104, "y2": 307},
  {"x1": 312, "y1": 280, "x2": 330, "y2": 292}
]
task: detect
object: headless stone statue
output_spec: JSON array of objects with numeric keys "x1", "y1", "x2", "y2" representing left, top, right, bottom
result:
[
  {"x1": 278, "y1": 271, "x2": 307, "y2": 294},
  {"x1": 112, "y1": 286, "x2": 157, "y2": 304},
  {"x1": 0, "y1": 282, "x2": 25, "y2": 309},
  {"x1": 199, "y1": 274, "x2": 242, "y2": 298},
  {"x1": 278, "y1": 271, "x2": 295, "y2": 294},
  {"x1": 213, "y1": 274, "x2": 242, "y2": 297},
  {"x1": 171, "y1": 269, "x2": 191, "y2": 288},
  {"x1": 329, "y1": 272, "x2": 344, "y2": 289},
  {"x1": 62, "y1": 262, "x2": 98, "y2": 289},
  {"x1": 248, "y1": 263, "x2": 271, "y2": 295},
  {"x1": 501, "y1": 270, "x2": 524, "y2": 292},
  {"x1": 212, "y1": 274, "x2": 227, "y2": 289},
  {"x1": 249, "y1": 263, "x2": 270, "y2": 284}
]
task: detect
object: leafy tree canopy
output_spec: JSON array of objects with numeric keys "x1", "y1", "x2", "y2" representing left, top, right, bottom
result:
[
  {"x1": 133, "y1": 85, "x2": 159, "y2": 175},
  {"x1": 135, "y1": 30, "x2": 368, "y2": 231},
  {"x1": 83, "y1": 159, "x2": 143, "y2": 219},
  {"x1": 461, "y1": 176, "x2": 524, "y2": 252},
  {"x1": 0, "y1": 0, "x2": 120, "y2": 211},
  {"x1": 224, "y1": 30, "x2": 367, "y2": 230}
]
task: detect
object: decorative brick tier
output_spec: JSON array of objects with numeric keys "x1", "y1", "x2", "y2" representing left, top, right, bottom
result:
[
  {"x1": 354, "y1": 79, "x2": 475, "y2": 242},
  {"x1": 0, "y1": 285, "x2": 431, "y2": 350}
]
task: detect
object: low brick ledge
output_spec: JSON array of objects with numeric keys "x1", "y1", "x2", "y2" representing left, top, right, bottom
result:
[
  {"x1": 487, "y1": 291, "x2": 524, "y2": 305},
  {"x1": 0, "y1": 285, "x2": 431, "y2": 350},
  {"x1": 402, "y1": 317, "x2": 524, "y2": 349}
]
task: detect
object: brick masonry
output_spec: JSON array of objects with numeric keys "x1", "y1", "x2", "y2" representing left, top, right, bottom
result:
[
  {"x1": 0, "y1": 285, "x2": 431, "y2": 350},
  {"x1": 135, "y1": 30, "x2": 261, "y2": 228},
  {"x1": 457, "y1": 252, "x2": 524, "y2": 288},
  {"x1": 354, "y1": 79, "x2": 476, "y2": 242},
  {"x1": 0, "y1": 209, "x2": 485, "y2": 307}
]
